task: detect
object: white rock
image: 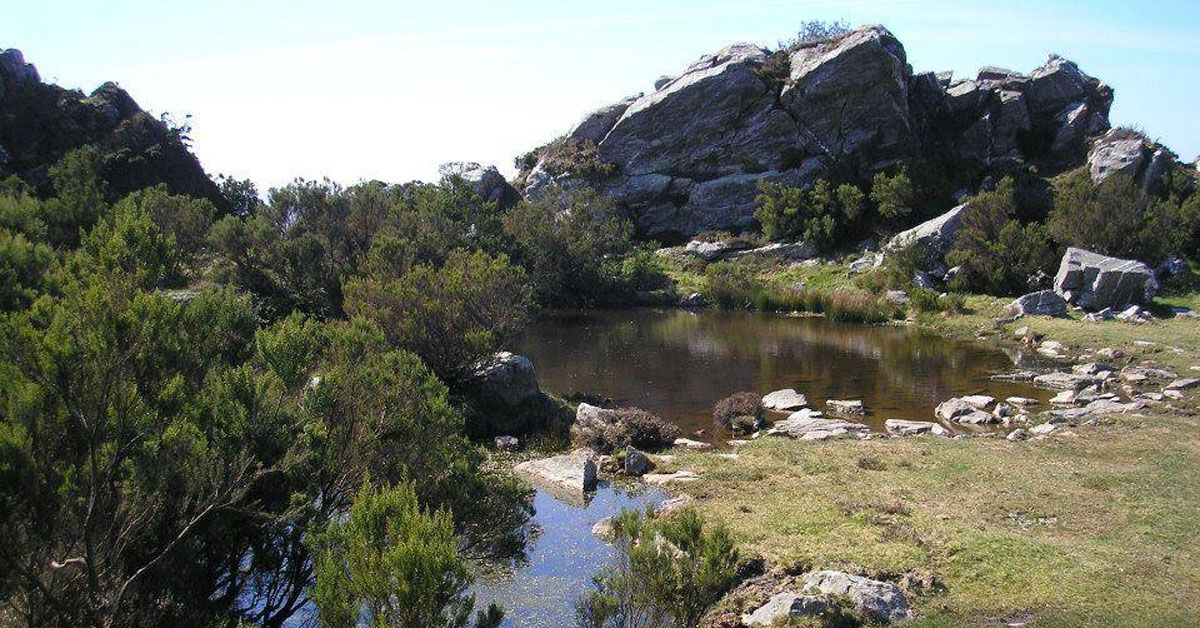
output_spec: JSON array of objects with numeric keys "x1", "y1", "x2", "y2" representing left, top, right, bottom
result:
[{"x1": 761, "y1": 388, "x2": 808, "y2": 411}]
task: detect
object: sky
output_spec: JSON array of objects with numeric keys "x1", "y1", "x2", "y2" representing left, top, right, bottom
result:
[{"x1": 4, "y1": 0, "x2": 1198, "y2": 190}]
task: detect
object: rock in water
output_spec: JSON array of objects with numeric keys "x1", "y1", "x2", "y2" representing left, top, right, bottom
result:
[
  {"x1": 802, "y1": 570, "x2": 910, "y2": 623},
  {"x1": 514, "y1": 451, "x2": 598, "y2": 494},
  {"x1": 761, "y1": 388, "x2": 808, "y2": 411},
  {"x1": 623, "y1": 446, "x2": 654, "y2": 476},
  {"x1": 885, "y1": 419, "x2": 951, "y2": 436},
  {"x1": 1004, "y1": 290, "x2": 1068, "y2": 317},
  {"x1": 1053, "y1": 247, "x2": 1157, "y2": 312}
]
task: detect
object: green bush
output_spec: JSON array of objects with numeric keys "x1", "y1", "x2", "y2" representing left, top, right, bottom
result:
[
  {"x1": 504, "y1": 190, "x2": 638, "y2": 307},
  {"x1": 310, "y1": 482, "x2": 503, "y2": 628},
  {"x1": 713, "y1": 392, "x2": 763, "y2": 434},
  {"x1": 947, "y1": 177, "x2": 1060, "y2": 295},
  {"x1": 344, "y1": 248, "x2": 533, "y2": 382},
  {"x1": 754, "y1": 179, "x2": 864, "y2": 245},
  {"x1": 871, "y1": 167, "x2": 916, "y2": 220},
  {"x1": 575, "y1": 508, "x2": 739, "y2": 627}
]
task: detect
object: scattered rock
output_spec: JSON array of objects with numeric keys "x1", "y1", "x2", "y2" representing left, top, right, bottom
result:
[
  {"x1": 885, "y1": 419, "x2": 951, "y2": 436},
  {"x1": 992, "y1": 402, "x2": 1018, "y2": 418},
  {"x1": 1034, "y1": 371, "x2": 1100, "y2": 390},
  {"x1": 1073, "y1": 362, "x2": 1116, "y2": 376},
  {"x1": 591, "y1": 517, "x2": 615, "y2": 541},
  {"x1": 768, "y1": 414, "x2": 869, "y2": 440},
  {"x1": 514, "y1": 451, "x2": 598, "y2": 494},
  {"x1": 1007, "y1": 428, "x2": 1030, "y2": 441},
  {"x1": 1053, "y1": 247, "x2": 1158, "y2": 312},
  {"x1": 1166, "y1": 378, "x2": 1200, "y2": 390},
  {"x1": 885, "y1": 290, "x2": 910, "y2": 305},
  {"x1": 1030, "y1": 422, "x2": 1058, "y2": 436},
  {"x1": 684, "y1": 238, "x2": 753, "y2": 261},
  {"x1": 1006, "y1": 396, "x2": 1039, "y2": 407},
  {"x1": 680, "y1": 292, "x2": 706, "y2": 308},
  {"x1": 955, "y1": 410, "x2": 997, "y2": 425},
  {"x1": 493, "y1": 435, "x2": 519, "y2": 451},
  {"x1": 761, "y1": 388, "x2": 808, "y2": 411},
  {"x1": 935, "y1": 398, "x2": 978, "y2": 421},
  {"x1": 642, "y1": 470, "x2": 701, "y2": 485},
  {"x1": 727, "y1": 241, "x2": 819, "y2": 261},
  {"x1": 961, "y1": 395, "x2": 995, "y2": 409},
  {"x1": 801, "y1": 570, "x2": 910, "y2": 623},
  {"x1": 991, "y1": 370, "x2": 1038, "y2": 382}
]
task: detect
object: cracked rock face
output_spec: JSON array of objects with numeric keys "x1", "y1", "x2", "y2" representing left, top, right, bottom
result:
[
  {"x1": 519, "y1": 28, "x2": 1114, "y2": 240},
  {"x1": 1087, "y1": 128, "x2": 1178, "y2": 194}
]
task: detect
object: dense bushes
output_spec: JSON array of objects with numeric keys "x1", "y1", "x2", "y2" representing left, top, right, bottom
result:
[
  {"x1": 1048, "y1": 169, "x2": 1200, "y2": 262},
  {"x1": 502, "y1": 189, "x2": 647, "y2": 307},
  {"x1": 575, "y1": 508, "x2": 739, "y2": 628},
  {"x1": 754, "y1": 178, "x2": 864, "y2": 245},
  {"x1": 344, "y1": 248, "x2": 533, "y2": 382},
  {"x1": 946, "y1": 177, "x2": 1060, "y2": 295}
]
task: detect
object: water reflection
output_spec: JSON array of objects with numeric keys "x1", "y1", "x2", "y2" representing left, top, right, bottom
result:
[
  {"x1": 472, "y1": 483, "x2": 665, "y2": 627},
  {"x1": 517, "y1": 309, "x2": 1050, "y2": 439}
]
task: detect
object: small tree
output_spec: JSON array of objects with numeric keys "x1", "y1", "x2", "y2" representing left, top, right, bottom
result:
[
  {"x1": 754, "y1": 179, "x2": 863, "y2": 246},
  {"x1": 947, "y1": 177, "x2": 1059, "y2": 295},
  {"x1": 871, "y1": 168, "x2": 915, "y2": 220},
  {"x1": 309, "y1": 482, "x2": 502, "y2": 628}
]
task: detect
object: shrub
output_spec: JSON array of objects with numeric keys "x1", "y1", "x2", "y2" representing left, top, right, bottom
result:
[
  {"x1": 754, "y1": 179, "x2": 864, "y2": 245},
  {"x1": 779, "y1": 20, "x2": 851, "y2": 50},
  {"x1": 575, "y1": 508, "x2": 739, "y2": 627},
  {"x1": 824, "y1": 288, "x2": 900, "y2": 323},
  {"x1": 705, "y1": 261, "x2": 766, "y2": 309},
  {"x1": 344, "y1": 249, "x2": 533, "y2": 382},
  {"x1": 1049, "y1": 169, "x2": 1198, "y2": 263},
  {"x1": 871, "y1": 167, "x2": 916, "y2": 220},
  {"x1": 946, "y1": 177, "x2": 1060, "y2": 295},
  {"x1": 570, "y1": 406, "x2": 680, "y2": 453},
  {"x1": 713, "y1": 392, "x2": 763, "y2": 434},
  {"x1": 309, "y1": 482, "x2": 503, "y2": 628},
  {"x1": 503, "y1": 190, "x2": 637, "y2": 307}
]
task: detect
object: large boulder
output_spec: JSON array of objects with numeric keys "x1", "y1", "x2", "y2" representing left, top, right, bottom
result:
[
  {"x1": 462, "y1": 352, "x2": 569, "y2": 437},
  {"x1": 802, "y1": 570, "x2": 910, "y2": 623},
  {"x1": 514, "y1": 451, "x2": 598, "y2": 495},
  {"x1": 1053, "y1": 247, "x2": 1158, "y2": 312},
  {"x1": 742, "y1": 592, "x2": 835, "y2": 626}
]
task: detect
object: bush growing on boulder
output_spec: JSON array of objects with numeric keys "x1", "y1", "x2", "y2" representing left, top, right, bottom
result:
[
  {"x1": 713, "y1": 392, "x2": 764, "y2": 434},
  {"x1": 570, "y1": 406, "x2": 680, "y2": 454}
]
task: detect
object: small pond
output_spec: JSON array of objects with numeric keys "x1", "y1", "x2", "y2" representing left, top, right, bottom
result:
[
  {"x1": 472, "y1": 308, "x2": 1051, "y2": 625},
  {"x1": 516, "y1": 308, "x2": 1051, "y2": 441}
]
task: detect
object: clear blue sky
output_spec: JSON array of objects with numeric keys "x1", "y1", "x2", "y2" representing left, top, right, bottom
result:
[{"x1": 4, "y1": 0, "x2": 1197, "y2": 189}]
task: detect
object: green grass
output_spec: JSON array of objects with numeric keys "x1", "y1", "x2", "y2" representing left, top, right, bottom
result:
[{"x1": 661, "y1": 411, "x2": 1200, "y2": 625}]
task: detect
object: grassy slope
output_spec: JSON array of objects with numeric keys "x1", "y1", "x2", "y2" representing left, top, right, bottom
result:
[{"x1": 652, "y1": 252, "x2": 1200, "y2": 625}]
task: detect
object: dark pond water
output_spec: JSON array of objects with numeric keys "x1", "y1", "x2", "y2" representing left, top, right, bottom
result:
[
  {"x1": 516, "y1": 308, "x2": 1051, "y2": 441},
  {"x1": 473, "y1": 483, "x2": 666, "y2": 627}
]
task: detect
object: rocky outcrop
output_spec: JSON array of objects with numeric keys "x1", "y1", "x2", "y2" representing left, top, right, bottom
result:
[
  {"x1": 518, "y1": 28, "x2": 1113, "y2": 239},
  {"x1": 449, "y1": 162, "x2": 519, "y2": 208},
  {"x1": 1053, "y1": 247, "x2": 1158, "y2": 311},
  {"x1": 743, "y1": 592, "x2": 835, "y2": 625},
  {"x1": 1003, "y1": 289, "x2": 1068, "y2": 318},
  {"x1": 0, "y1": 49, "x2": 220, "y2": 203},
  {"x1": 1088, "y1": 128, "x2": 1178, "y2": 194}
]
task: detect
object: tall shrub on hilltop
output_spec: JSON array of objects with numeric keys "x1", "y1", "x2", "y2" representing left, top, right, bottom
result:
[{"x1": 947, "y1": 177, "x2": 1059, "y2": 295}]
